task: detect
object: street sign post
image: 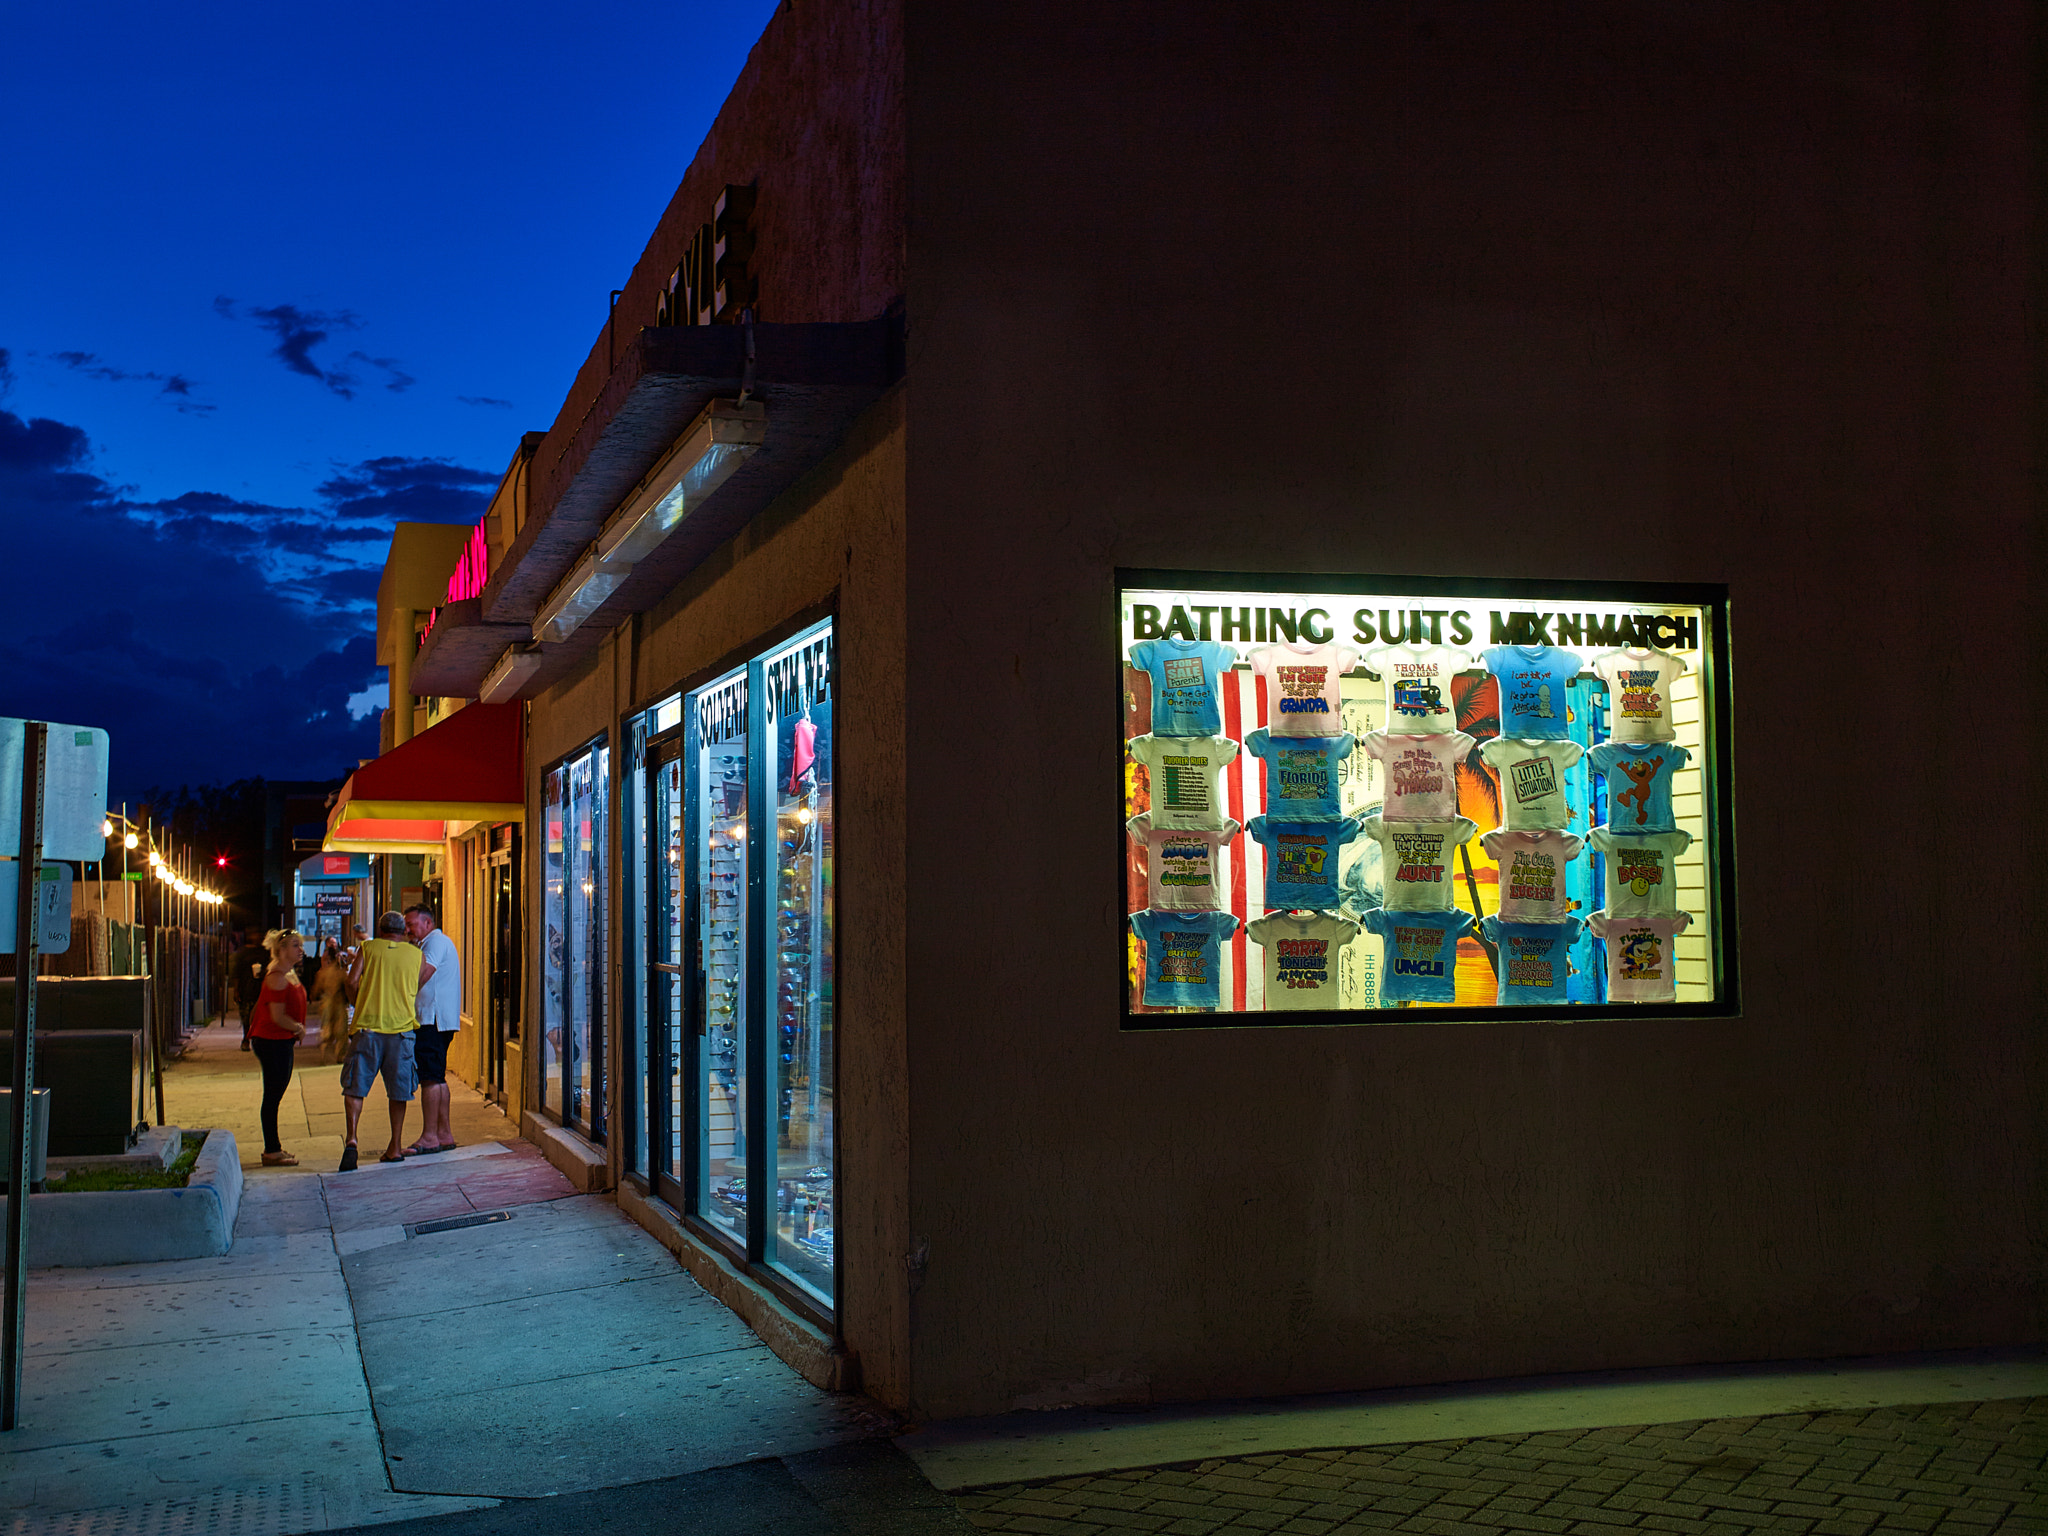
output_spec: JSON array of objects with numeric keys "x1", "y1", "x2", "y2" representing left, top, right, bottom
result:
[{"x1": 3, "y1": 722, "x2": 48, "y2": 1431}]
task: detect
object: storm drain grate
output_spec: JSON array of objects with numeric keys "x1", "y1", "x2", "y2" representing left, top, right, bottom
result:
[{"x1": 406, "y1": 1209, "x2": 513, "y2": 1237}]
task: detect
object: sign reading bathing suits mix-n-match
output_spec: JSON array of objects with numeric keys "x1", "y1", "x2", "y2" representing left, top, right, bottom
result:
[{"x1": 1118, "y1": 571, "x2": 1738, "y2": 1028}]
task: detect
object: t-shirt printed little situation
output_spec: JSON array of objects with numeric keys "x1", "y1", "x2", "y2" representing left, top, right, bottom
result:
[
  {"x1": 1588, "y1": 909, "x2": 1693, "y2": 1003},
  {"x1": 1129, "y1": 638, "x2": 1239, "y2": 738},
  {"x1": 1359, "y1": 906, "x2": 1474, "y2": 1004},
  {"x1": 1246, "y1": 911, "x2": 1361, "y2": 1011},
  {"x1": 1478, "y1": 829, "x2": 1585, "y2": 922},
  {"x1": 1587, "y1": 741, "x2": 1692, "y2": 835},
  {"x1": 1360, "y1": 815, "x2": 1478, "y2": 913},
  {"x1": 1245, "y1": 729, "x2": 1354, "y2": 822},
  {"x1": 1593, "y1": 648, "x2": 1689, "y2": 743},
  {"x1": 1130, "y1": 909, "x2": 1240, "y2": 1010},
  {"x1": 1127, "y1": 815, "x2": 1240, "y2": 911},
  {"x1": 1587, "y1": 827, "x2": 1692, "y2": 917},
  {"x1": 1127, "y1": 734, "x2": 1239, "y2": 830},
  {"x1": 1477, "y1": 737, "x2": 1586, "y2": 831},
  {"x1": 1247, "y1": 816, "x2": 1363, "y2": 912},
  {"x1": 1360, "y1": 731, "x2": 1476, "y2": 821},
  {"x1": 1364, "y1": 645, "x2": 1472, "y2": 735},
  {"x1": 1481, "y1": 644, "x2": 1584, "y2": 741},
  {"x1": 1245, "y1": 642, "x2": 1360, "y2": 737},
  {"x1": 1478, "y1": 914, "x2": 1586, "y2": 1006}
]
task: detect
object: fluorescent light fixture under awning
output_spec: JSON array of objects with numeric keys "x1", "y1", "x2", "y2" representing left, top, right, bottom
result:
[{"x1": 480, "y1": 644, "x2": 547, "y2": 702}]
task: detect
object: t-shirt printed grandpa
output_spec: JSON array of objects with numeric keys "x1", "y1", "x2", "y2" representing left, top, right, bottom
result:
[
  {"x1": 1129, "y1": 638, "x2": 1239, "y2": 737},
  {"x1": 1360, "y1": 815, "x2": 1478, "y2": 912},
  {"x1": 1359, "y1": 906, "x2": 1474, "y2": 1004},
  {"x1": 1593, "y1": 648, "x2": 1689, "y2": 743},
  {"x1": 1246, "y1": 642, "x2": 1360, "y2": 737},
  {"x1": 1247, "y1": 816, "x2": 1363, "y2": 911},
  {"x1": 1478, "y1": 737, "x2": 1586, "y2": 831},
  {"x1": 1364, "y1": 645, "x2": 1472, "y2": 735},
  {"x1": 1587, "y1": 827, "x2": 1691, "y2": 917},
  {"x1": 1245, "y1": 729, "x2": 1354, "y2": 822},
  {"x1": 1361, "y1": 730, "x2": 1475, "y2": 821},
  {"x1": 1127, "y1": 815, "x2": 1240, "y2": 911},
  {"x1": 1130, "y1": 909, "x2": 1240, "y2": 1009},
  {"x1": 1478, "y1": 914, "x2": 1586, "y2": 1005},
  {"x1": 1481, "y1": 644, "x2": 1584, "y2": 741},
  {"x1": 1587, "y1": 741, "x2": 1692, "y2": 834},
  {"x1": 1128, "y1": 734, "x2": 1239, "y2": 829},
  {"x1": 1246, "y1": 911, "x2": 1361, "y2": 1011},
  {"x1": 1588, "y1": 909, "x2": 1692, "y2": 1002},
  {"x1": 1479, "y1": 828, "x2": 1585, "y2": 922}
]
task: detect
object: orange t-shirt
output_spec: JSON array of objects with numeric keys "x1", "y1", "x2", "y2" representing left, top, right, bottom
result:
[{"x1": 250, "y1": 972, "x2": 306, "y2": 1040}]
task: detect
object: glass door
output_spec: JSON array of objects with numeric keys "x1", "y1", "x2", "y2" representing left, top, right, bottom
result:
[{"x1": 647, "y1": 735, "x2": 686, "y2": 1204}]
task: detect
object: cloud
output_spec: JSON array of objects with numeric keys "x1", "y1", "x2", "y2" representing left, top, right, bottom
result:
[
  {"x1": 0, "y1": 347, "x2": 14, "y2": 399},
  {"x1": 458, "y1": 395, "x2": 513, "y2": 409},
  {"x1": 347, "y1": 351, "x2": 415, "y2": 393},
  {"x1": 318, "y1": 455, "x2": 495, "y2": 523},
  {"x1": 216, "y1": 297, "x2": 367, "y2": 398},
  {"x1": 49, "y1": 349, "x2": 209, "y2": 409}
]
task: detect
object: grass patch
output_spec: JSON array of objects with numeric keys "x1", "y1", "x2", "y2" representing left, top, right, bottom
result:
[{"x1": 44, "y1": 1132, "x2": 206, "y2": 1192}]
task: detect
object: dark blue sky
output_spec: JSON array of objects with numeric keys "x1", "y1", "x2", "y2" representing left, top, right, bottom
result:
[{"x1": 1, "y1": 0, "x2": 776, "y2": 801}]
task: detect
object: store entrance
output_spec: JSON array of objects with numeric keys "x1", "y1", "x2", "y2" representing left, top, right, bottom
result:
[{"x1": 484, "y1": 829, "x2": 519, "y2": 1104}]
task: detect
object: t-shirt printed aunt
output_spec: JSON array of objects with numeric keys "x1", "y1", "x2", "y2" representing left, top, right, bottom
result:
[
  {"x1": 1359, "y1": 906, "x2": 1474, "y2": 1004},
  {"x1": 1129, "y1": 638, "x2": 1239, "y2": 737},
  {"x1": 1246, "y1": 911, "x2": 1361, "y2": 1011},
  {"x1": 1361, "y1": 730, "x2": 1475, "y2": 821},
  {"x1": 1593, "y1": 648, "x2": 1689, "y2": 743},
  {"x1": 1364, "y1": 645, "x2": 1473, "y2": 735},
  {"x1": 1478, "y1": 738, "x2": 1586, "y2": 831},
  {"x1": 1245, "y1": 729, "x2": 1354, "y2": 822},
  {"x1": 1128, "y1": 734, "x2": 1239, "y2": 830},
  {"x1": 1588, "y1": 909, "x2": 1692, "y2": 1002},
  {"x1": 1127, "y1": 815, "x2": 1240, "y2": 911},
  {"x1": 1587, "y1": 827, "x2": 1691, "y2": 917},
  {"x1": 1481, "y1": 644, "x2": 1584, "y2": 741},
  {"x1": 1478, "y1": 914, "x2": 1586, "y2": 1005},
  {"x1": 1130, "y1": 908, "x2": 1240, "y2": 1009},
  {"x1": 1247, "y1": 816, "x2": 1363, "y2": 912},
  {"x1": 1246, "y1": 642, "x2": 1360, "y2": 737},
  {"x1": 1587, "y1": 741, "x2": 1692, "y2": 834},
  {"x1": 1479, "y1": 829, "x2": 1584, "y2": 922},
  {"x1": 1360, "y1": 815, "x2": 1478, "y2": 913}
]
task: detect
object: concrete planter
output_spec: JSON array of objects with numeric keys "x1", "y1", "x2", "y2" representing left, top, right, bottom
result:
[{"x1": 0, "y1": 1128, "x2": 242, "y2": 1268}]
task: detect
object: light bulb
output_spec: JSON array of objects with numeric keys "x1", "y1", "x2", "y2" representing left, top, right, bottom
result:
[
  {"x1": 124, "y1": 833, "x2": 138, "y2": 850},
  {"x1": 101, "y1": 819, "x2": 113, "y2": 838},
  {"x1": 797, "y1": 806, "x2": 812, "y2": 825}
]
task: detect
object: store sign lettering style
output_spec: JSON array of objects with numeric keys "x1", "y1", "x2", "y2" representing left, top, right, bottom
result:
[
  {"x1": 656, "y1": 184, "x2": 758, "y2": 327},
  {"x1": 1129, "y1": 604, "x2": 1699, "y2": 652}
]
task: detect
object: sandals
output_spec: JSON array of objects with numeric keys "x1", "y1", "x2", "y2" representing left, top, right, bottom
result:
[
  {"x1": 378, "y1": 1151, "x2": 407, "y2": 1164},
  {"x1": 338, "y1": 1144, "x2": 358, "y2": 1172},
  {"x1": 261, "y1": 1150, "x2": 299, "y2": 1166},
  {"x1": 403, "y1": 1142, "x2": 446, "y2": 1157}
]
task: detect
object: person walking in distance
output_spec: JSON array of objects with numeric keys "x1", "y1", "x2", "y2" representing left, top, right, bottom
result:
[
  {"x1": 250, "y1": 929, "x2": 309, "y2": 1166},
  {"x1": 230, "y1": 926, "x2": 268, "y2": 1051},
  {"x1": 338, "y1": 911, "x2": 435, "y2": 1170},
  {"x1": 403, "y1": 905, "x2": 461, "y2": 1155}
]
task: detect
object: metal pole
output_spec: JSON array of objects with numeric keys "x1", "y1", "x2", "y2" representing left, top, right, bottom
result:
[{"x1": 4, "y1": 721, "x2": 49, "y2": 1430}]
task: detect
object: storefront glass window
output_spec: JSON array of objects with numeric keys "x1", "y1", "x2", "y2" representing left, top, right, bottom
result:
[
  {"x1": 623, "y1": 721, "x2": 649, "y2": 1176},
  {"x1": 542, "y1": 740, "x2": 609, "y2": 1128},
  {"x1": 541, "y1": 765, "x2": 566, "y2": 1115},
  {"x1": 690, "y1": 665, "x2": 750, "y2": 1245}
]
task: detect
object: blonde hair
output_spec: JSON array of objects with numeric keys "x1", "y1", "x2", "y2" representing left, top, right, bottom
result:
[{"x1": 263, "y1": 928, "x2": 305, "y2": 962}]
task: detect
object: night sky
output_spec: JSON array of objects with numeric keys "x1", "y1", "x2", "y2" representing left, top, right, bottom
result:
[{"x1": 1, "y1": 0, "x2": 776, "y2": 803}]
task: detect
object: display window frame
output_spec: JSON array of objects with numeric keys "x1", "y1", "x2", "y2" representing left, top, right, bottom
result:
[
  {"x1": 538, "y1": 734, "x2": 610, "y2": 1134},
  {"x1": 1116, "y1": 568, "x2": 1739, "y2": 1029}
]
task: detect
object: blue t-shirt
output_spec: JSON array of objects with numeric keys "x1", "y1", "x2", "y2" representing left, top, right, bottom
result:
[
  {"x1": 1588, "y1": 741, "x2": 1692, "y2": 834},
  {"x1": 1359, "y1": 906, "x2": 1473, "y2": 1004},
  {"x1": 1478, "y1": 914, "x2": 1585, "y2": 1005},
  {"x1": 1130, "y1": 908, "x2": 1239, "y2": 1009},
  {"x1": 1481, "y1": 645, "x2": 1583, "y2": 740},
  {"x1": 1245, "y1": 729, "x2": 1355, "y2": 822},
  {"x1": 1247, "y1": 816, "x2": 1362, "y2": 911},
  {"x1": 1130, "y1": 638, "x2": 1238, "y2": 737}
]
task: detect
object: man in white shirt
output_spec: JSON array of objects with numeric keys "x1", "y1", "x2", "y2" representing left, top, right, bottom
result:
[{"x1": 404, "y1": 905, "x2": 462, "y2": 1155}]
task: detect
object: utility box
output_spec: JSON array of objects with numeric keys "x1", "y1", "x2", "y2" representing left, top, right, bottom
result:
[{"x1": 0, "y1": 1086, "x2": 52, "y2": 1188}]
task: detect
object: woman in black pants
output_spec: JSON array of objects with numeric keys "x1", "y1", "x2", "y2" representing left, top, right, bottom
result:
[{"x1": 249, "y1": 929, "x2": 308, "y2": 1166}]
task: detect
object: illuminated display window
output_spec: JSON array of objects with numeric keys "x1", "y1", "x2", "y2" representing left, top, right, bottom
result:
[{"x1": 1119, "y1": 572, "x2": 1736, "y2": 1025}]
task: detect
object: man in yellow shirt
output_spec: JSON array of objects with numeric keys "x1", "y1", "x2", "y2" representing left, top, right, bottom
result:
[{"x1": 339, "y1": 910, "x2": 437, "y2": 1170}]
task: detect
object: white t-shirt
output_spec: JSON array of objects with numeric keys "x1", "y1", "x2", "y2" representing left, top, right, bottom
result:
[
  {"x1": 414, "y1": 926, "x2": 461, "y2": 1031},
  {"x1": 1245, "y1": 911, "x2": 1360, "y2": 1010},
  {"x1": 1127, "y1": 815, "x2": 1240, "y2": 911},
  {"x1": 1128, "y1": 734, "x2": 1239, "y2": 829},
  {"x1": 1588, "y1": 908, "x2": 1693, "y2": 1002},
  {"x1": 1480, "y1": 828, "x2": 1584, "y2": 922},
  {"x1": 1363, "y1": 645, "x2": 1472, "y2": 735},
  {"x1": 1478, "y1": 738, "x2": 1586, "y2": 831},
  {"x1": 1361, "y1": 730, "x2": 1475, "y2": 821},
  {"x1": 1594, "y1": 648, "x2": 1689, "y2": 743},
  {"x1": 1246, "y1": 642, "x2": 1359, "y2": 737},
  {"x1": 1361, "y1": 815, "x2": 1477, "y2": 912},
  {"x1": 1588, "y1": 827, "x2": 1692, "y2": 917}
]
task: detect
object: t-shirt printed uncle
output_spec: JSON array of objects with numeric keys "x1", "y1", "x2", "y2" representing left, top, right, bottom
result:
[
  {"x1": 1128, "y1": 734, "x2": 1239, "y2": 830},
  {"x1": 1127, "y1": 815, "x2": 1240, "y2": 911},
  {"x1": 1593, "y1": 648, "x2": 1689, "y2": 743},
  {"x1": 1587, "y1": 827, "x2": 1691, "y2": 917},
  {"x1": 1479, "y1": 829, "x2": 1584, "y2": 922},
  {"x1": 1479, "y1": 914, "x2": 1586, "y2": 1005},
  {"x1": 1246, "y1": 642, "x2": 1360, "y2": 737},
  {"x1": 1360, "y1": 815, "x2": 1477, "y2": 913},
  {"x1": 1359, "y1": 906, "x2": 1474, "y2": 1004},
  {"x1": 1246, "y1": 911, "x2": 1361, "y2": 1011},
  {"x1": 1588, "y1": 741, "x2": 1692, "y2": 834},
  {"x1": 1478, "y1": 738, "x2": 1586, "y2": 831},
  {"x1": 1129, "y1": 638, "x2": 1239, "y2": 737},
  {"x1": 1245, "y1": 729, "x2": 1354, "y2": 822},
  {"x1": 1588, "y1": 909, "x2": 1692, "y2": 1003},
  {"x1": 1247, "y1": 816, "x2": 1363, "y2": 912},
  {"x1": 1481, "y1": 644, "x2": 1584, "y2": 741},
  {"x1": 1365, "y1": 645, "x2": 1472, "y2": 735},
  {"x1": 1361, "y1": 730, "x2": 1475, "y2": 821},
  {"x1": 1130, "y1": 909, "x2": 1240, "y2": 1010}
]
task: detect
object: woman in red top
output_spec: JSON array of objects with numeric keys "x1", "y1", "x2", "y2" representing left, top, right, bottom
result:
[{"x1": 250, "y1": 929, "x2": 308, "y2": 1166}]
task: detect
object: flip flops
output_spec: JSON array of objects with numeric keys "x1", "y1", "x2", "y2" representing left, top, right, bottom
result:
[
  {"x1": 261, "y1": 1150, "x2": 298, "y2": 1167},
  {"x1": 403, "y1": 1142, "x2": 445, "y2": 1157},
  {"x1": 338, "y1": 1144, "x2": 358, "y2": 1172},
  {"x1": 379, "y1": 1151, "x2": 407, "y2": 1164}
]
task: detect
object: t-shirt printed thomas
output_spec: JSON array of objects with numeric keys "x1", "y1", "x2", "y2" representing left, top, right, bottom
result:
[
  {"x1": 1360, "y1": 815, "x2": 1478, "y2": 912},
  {"x1": 1479, "y1": 829, "x2": 1584, "y2": 922},
  {"x1": 1588, "y1": 909, "x2": 1693, "y2": 1002},
  {"x1": 1246, "y1": 642, "x2": 1360, "y2": 737},
  {"x1": 1127, "y1": 815, "x2": 1240, "y2": 911},
  {"x1": 1246, "y1": 911, "x2": 1361, "y2": 1011},
  {"x1": 1364, "y1": 645, "x2": 1472, "y2": 735},
  {"x1": 1359, "y1": 906, "x2": 1474, "y2": 1004},
  {"x1": 1129, "y1": 638, "x2": 1239, "y2": 737},
  {"x1": 1593, "y1": 648, "x2": 1689, "y2": 743},
  {"x1": 1247, "y1": 816, "x2": 1363, "y2": 911},
  {"x1": 1479, "y1": 914, "x2": 1585, "y2": 1005},
  {"x1": 1481, "y1": 644, "x2": 1584, "y2": 741},
  {"x1": 1587, "y1": 741, "x2": 1692, "y2": 834},
  {"x1": 1587, "y1": 827, "x2": 1691, "y2": 917},
  {"x1": 1128, "y1": 734, "x2": 1239, "y2": 830},
  {"x1": 1361, "y1": 731, "x2": 1475, "y2": 821},
  {"x1": 1245, "y1": 729, "x2": 1354, "y2": 822},
  {"x1": 1130, "y1": 909, "x2": 1240, "y2": 1009},
  {"x1": 1478, "y1": 738, "x2": 1586, "y2": 831}
]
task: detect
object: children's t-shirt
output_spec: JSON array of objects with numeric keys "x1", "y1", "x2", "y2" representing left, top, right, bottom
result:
[
  {"x1": 1587, "y1": 827, "x2": 1692, "y2": 917},
  {"x1": 1245, "y1": 642, "x2": 1360, "y2": 737},
  {"x1": 1360, "y1": 815, "x2": 1477, "y2": 912},
  {"x1": 1481, "y1": 644, "x2": 1584, "y2": 740},
  {"x1": 1478, "y1": 737, "x2": 1586, "y2": 831},
  {"x1": 1128, "y1": 734, "x2": 1239, "y2": 829},
  {"x1": 1246, "y1": 911, "x2": 1361, "y2": 1011},
  {"x1": 1361, "y1": 731, "x2": 1475, "y2": 821},
  {"x1": 1594, "y1": 648, "x2": 1689, "y2": 743},
  {"x1": 1130, "y1": 909, "x2": 1240, "y2": 1009},
  {"x1": 1587, "y1": 909, "x2": 1692, "y2": 1002},
  {"x1": 1588, "y1": 741, "x2": 1692, "y2": 834},
  {"x1": 1126, "y1": 815, "x2": 1240, "y2": 911},
  {"x1": 1244, "y1": 730, "x2": 1354, "y2": 821},
  {"x1": 1364, "y1": 645, "x2": 1472, "y2": 735},
  {"x1": 1479, "y1": 829, "x2": 1585, "y2": 922},
  {"x1": 1246, "y1": 816, "x2": 1363, "y2": 911},
  {"x1": 1358, "y1": 906, "x2": 1474, "y2": 1004},
  {"x1": 1129, "y1": 638, "x2": 1239, "y2": 737},
  {"x1": 1479, "y1": 914, "x2": 1586, "y2": 1005}
]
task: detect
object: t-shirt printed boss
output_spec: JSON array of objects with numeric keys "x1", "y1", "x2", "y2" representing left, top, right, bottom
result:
[
  {"x1": 1359, "y1": 906, "x2": 1474, "y2": 1004},
  {"x1": 1479, "y1": 829, "x2": 1584, "y2": 922},
  {"x1": 1128, "y1": 638, "x2": 1239, "y2": 737},
  {"x1": 1247, "y1": 816, "x2": 1363, "y2": 911},
  {"x1": 1587, "y1": 741, "x2": 1692, "y2": 834},
  {"x1": 1246, "y1": 911, "x2": 1361, "y2": 1010},
  {"x1": 1127, "y1": 734, "x2": 1239, "y2": 829},
  {"x1": 1588, "y1": 909, "x2": 1693, "y2": 1002},
  {"x1": 1481, "y1": 645, "x2": 1584, "y2": 741},
  {"x1": 1245, "y1": 730, "x2": 1354, "y2": 821},
  {"x1": 1246, "y1": 642, "x2": 1359, "y2": 737},
  {"x1": 1478, "y1": 738, "x2": 1586, "y2": 831},
  {"x1": 1126, "y1": 815, "x2": 1240, "y2": 911},
  {"x1": 1365, "y1": 645, "x2": 1472, "y2": 735},
  {"x1": 1129, "y1": 909, "x2": 1240, "y2": 1009},
  {"x1": 1593, "y1": 648, "x2": 1689, "y2": 743},
  {"x1": 1360, "y1": 815, "x2": 1478, "y2": 912},
  {"x1": 1478, "y1": 914, "x2": 1586, "y2": 1005},
  {"x1": 1361, "y1": 731, "x2": 1475, "y2": 821},
  {"x1": 1587, "y1": 827, "x2": 1691, "y2": 917}
]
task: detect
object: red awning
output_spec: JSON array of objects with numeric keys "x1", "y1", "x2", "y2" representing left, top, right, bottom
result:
[{"x1": 325, "y1": 703, "x2": 524, "y2": 854}]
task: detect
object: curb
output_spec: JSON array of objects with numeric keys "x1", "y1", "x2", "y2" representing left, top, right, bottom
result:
[{"x1": 8, "y1": 1128, "x2": 241, "y2": 1268}]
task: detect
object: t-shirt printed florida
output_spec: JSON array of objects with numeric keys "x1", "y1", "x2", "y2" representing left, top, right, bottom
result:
[
  {"x1": 1129, "y1": 638, "x2": 1239, "y2": 737},
  {"x1": 1479, "y1": 829, "x2": 1585, "y2": 922},
  {"x1": 1479, "y1": 914, "x2": 1585, "y2": 1005},
  {"x1": 1247, "y1": 816, "x2": 1363, "y2": 911},
  {"x1": 1588, "y1": 908, "x2": 1693, "y2": 1002},
  {"x1": 1361, "y1": 730, "x2": 1475, "y2": 821},
  {"x1": 1478, "y1": 737, "x2": 1586, "y2": 831},
  {"x1": 1587, "y1": 827, "x2": 1691, "y2": 917},
  {"x1": 1481, "y1": 644, "x2": 1584, "y2": 741},
  {"x1": 1359, "y1": 906, "x2": 1474, "y2": 1004},
  {"x1": 1245, "y1": 729, "x2": 1354, "y2": 821},
  {"x1": 1593, "y1": 648, "x2": 1689, "y2": 743},
  {"x1": 1130, "y1": 909, "x2": 1240, "y2": 1009},
  {"x1": 1127, "y1": 815, "x2": 1240, "y2": 911},
  {"x1": 1364, "y1": 645, "x2": 1472, "y2": 735},
  {"x1": 1128, "y1": 734, "x2": 1239, "y2": 830},
  {"x1": 1245, "y1": 641, "x2": 1360, "y2": 737},
  {"x1": 1360, "y1": 815, "x2": 1478, "y2": 913},
  {"x1": 1246, "y1": 911, "x2": 1361, "y2": 1011},
  {"x1": 1587, "y1": 741, "x2": 1692, "y2": 834}
]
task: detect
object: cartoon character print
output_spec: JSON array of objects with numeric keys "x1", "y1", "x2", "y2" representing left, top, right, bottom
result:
[
  {"x1": 1618, "y1": 929, "x2": 1662, "y2": 980},
  {"x1": 1614, "y1": 755, "x2": 1664, "y2": 825}
]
